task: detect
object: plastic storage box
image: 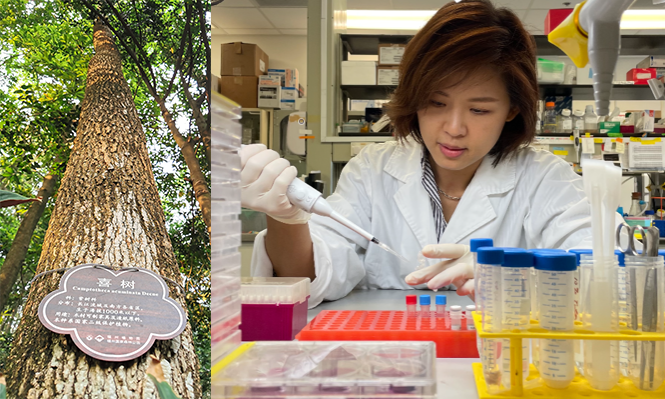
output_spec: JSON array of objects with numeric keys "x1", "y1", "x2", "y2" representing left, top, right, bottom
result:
[
  {"x1": 212, "y1": 340, "x2": 437, "y2": 398},
  {"x1": 240, "y1": 276, "x2": 310, "y2": 341},
  {"x1": 537, "y1": 58, "x2": 565, "y2": 84}
]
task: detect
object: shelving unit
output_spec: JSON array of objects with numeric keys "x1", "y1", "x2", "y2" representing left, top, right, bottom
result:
[{"x1": 335, "y1": 34, "x2": 665, "y2": 142}]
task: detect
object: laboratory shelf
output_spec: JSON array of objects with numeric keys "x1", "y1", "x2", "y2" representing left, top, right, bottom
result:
[
  {"x1": 340, "y1": 34, "x2": 665, "y2": 57},
  {"x1": 341, "y1": 84, "x2": 656, "y2": 101}
]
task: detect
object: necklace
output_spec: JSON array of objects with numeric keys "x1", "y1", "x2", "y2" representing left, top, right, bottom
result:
[{"x1": 437, "y1": 187, "x2": 461, "y2": 201}]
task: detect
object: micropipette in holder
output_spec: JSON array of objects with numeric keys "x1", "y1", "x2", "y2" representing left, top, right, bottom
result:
[{"x1": 286, "y1": 178, "x2": 409, "y2": 264}]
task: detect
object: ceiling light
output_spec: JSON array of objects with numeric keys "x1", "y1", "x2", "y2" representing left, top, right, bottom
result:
[
  {"x1": 346, "y1": 9, "x2": 665, "y2": 31},
  {"x1": 620, "y1": 10, "x2": 665, "y2": 29}
]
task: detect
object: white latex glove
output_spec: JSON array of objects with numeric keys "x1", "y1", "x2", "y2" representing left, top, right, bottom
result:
[
  {"x1": 240, "y1": 144, "x2": 311, "y2": 224},
  {"x1": 404, "y1": 244, "x2": 475, "y2": 298}
]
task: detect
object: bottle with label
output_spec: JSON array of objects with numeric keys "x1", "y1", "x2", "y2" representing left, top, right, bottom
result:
[
  {"x1": 543, "y1": 102, "x2": 557, "y2": 134},
  {"x1": 536, "y1": 111, "x2": 542, "y2": 134},
  {"x1": 573, "y1": 109, "x2": 585, "y2": 131},
  {"x1": 584, "y1": 105, "x2": 598, "y2": 133},
  {"x1": 628, "y1": 192, "x2": 641, "y2": 216},
  {"x1": 559, "y1": 109, "x2": 573, "y2": 133}
]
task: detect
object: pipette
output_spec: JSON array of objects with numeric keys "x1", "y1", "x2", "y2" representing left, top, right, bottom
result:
[{"x1": 286, "y1": 178, "x2": 409, "y2": 264}]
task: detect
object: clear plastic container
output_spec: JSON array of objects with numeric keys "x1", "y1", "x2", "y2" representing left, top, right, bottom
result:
[
  {"x1": 568, "y1": 248, "x2": 593, "y2": 377},
  {"x1": 470, "y1": 238, "x2": 493, "y2": 314},
  {"x1": 559, "y1": 109, "x2": 573, "y2": 133},
  {"x1": 573, "y1": 109, "x2": 585, "y2": 131},
  {"x1": 477, "y1": 247, "x2": 505, "y2": 394},
  {"x1": 535, "y1": 252, "x2": 576, "y2": 389},
  {"x1": 537, "y1": 58, "x2": 565, "y2": 83},
  {"x1": 624, "y1": 255, "x2": 665, "y2": 391},
  {"x1": 543, "y1": 102, "x2": 557, "y2": 134},
  {"x1": 584, "y1": 105, "x2": 598, "y2": 133},
  {"x1": 212, "y1": 341, "x2": 437, "y2": 398},
  {"x1": 579, "y1": 255, "x2": 621, "y2": 391}
]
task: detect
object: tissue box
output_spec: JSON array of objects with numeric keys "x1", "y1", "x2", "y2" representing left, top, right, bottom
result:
[
  {"x1": 258, "y1": 75, "x2": 281, "y2": 86},
  {"x1": 378, "y1": 43, "x2": 406, "y2": 66},
  {"x1": 626, "y1": 68, "x2": 656, "y2": 85},
  {"x1": 258, "y1": 85, "x2": 281, "y2": 108},
  {"x1": 377, "y1": 66, "x2": 400, "y2": 85},
  {"x1": 281, "y1": 86, "x2": 298, "y2": 101},
  {"x1": 600, "y1": 121, "x2": 621, "y2": 134},
  {"x1": 268, "y1": 68, "x2": 299, "y2": 88}
]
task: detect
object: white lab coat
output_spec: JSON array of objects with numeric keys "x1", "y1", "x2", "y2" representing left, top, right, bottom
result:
[{"x1": 251, "y1": 139, "x2": 596, "y2": 308}]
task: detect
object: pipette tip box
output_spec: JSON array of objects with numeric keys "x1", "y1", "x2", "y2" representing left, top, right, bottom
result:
[
  {"x1": 296, "y1": 310, "x2": 478, "y2": 358},
  {"x1": 239, "y1": 277, "x2": 310, "y2": 341},
  {"x1": 212, "y1": 340, "x2": 437, "y2": 398}
]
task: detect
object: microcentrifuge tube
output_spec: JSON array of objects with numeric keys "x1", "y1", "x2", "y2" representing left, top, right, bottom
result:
[
  {"x1": 466, "y1": 305, "x2": 476, "y2": 330},
  {"x1": 419, "y1": 295, "x2": 431, "y2": 316},
  {"x1": 436, "y1": 295, "x2": 447, "y2": 317},
  {"x1": 450, "y1": 305, "x2": 462, "y2": 330},
  {"x1": 406, "y1": 295, "x2": 417, "y2": 316}
]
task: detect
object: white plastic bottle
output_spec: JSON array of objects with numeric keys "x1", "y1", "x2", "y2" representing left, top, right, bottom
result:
[
  {"x1": 584, "y1": 105, "x2": 598, "y2": 133},
  {"x1": 560, "y1": 109, "x2": 573, "y2": 133}
]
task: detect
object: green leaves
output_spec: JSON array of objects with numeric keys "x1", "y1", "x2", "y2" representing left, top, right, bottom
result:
[
  {"x1": 0, "y1": 372, "x2": 5, "y2": 399},
  {"x1": 0, "y1": 189, "x2": 40, "y2": 208}
]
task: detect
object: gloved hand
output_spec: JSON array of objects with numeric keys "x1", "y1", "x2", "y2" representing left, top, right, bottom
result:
[
  {"x1": 404, "y1": 243, "x2": 475, "y2": 298},
  {"x1": 240, "y1": 144, "x2": 311, "y2": 224}
]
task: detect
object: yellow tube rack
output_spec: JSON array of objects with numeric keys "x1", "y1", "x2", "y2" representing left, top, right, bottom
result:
[{"x1": 471, "y1": 311, "x2": 665, "y2": 398}]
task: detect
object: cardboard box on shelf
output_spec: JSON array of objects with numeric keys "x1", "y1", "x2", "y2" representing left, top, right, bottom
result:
[
  {"x1": 280, "y1": 99, "x2": 296, "y2": 110},
  {"x1": 378, "y1": 43, "x2": 405, "y2": 66},
  {"x1": 221, "y1": 42, "x2": 269, "y2": 77},
  {"x1": 219, "y1": 76, "x2": 258, "y2": 108},
  {"x1": 637, "y1": 56, "x2": 665, "y2": 69},
  {"x1": 599, "y1": 121, "x2": 621, "y2": 134},
  {"x1": 259, "y1": 75, "x2": 281, "y2": 86},
  {"x1": 268, "y1": 68, "x2": 299, "y2": 88},
  {"x1": 342, "y1": 61, "x2": 377, "y2": 85},
  {"x1": 281, "y1": 87, "x2": 298, "y2": 101},
  {"x1": 626, "y1": 68, "x2": 656, "y2": 85},
  {"x1": 377, "y1": 66, "x2": 400, "y2": 85},
  {"x1": 258, "y1": 85, "x2": 281, "y2": 108}
]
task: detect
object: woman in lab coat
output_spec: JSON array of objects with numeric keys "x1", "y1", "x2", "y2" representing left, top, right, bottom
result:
[{"x1": 240, "y1": 0, "x2": 593, "y2": 307}]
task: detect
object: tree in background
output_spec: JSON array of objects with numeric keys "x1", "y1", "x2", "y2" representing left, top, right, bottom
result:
[
  {"x1": 0, "y1": 0, "x2": 210, "y2": 395},
  {"x1": 7, "y1": 21, "x2": 200, "y2": 397}
]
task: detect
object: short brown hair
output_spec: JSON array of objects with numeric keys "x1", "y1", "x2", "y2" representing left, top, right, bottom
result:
[{"x1": 387, "y1": 0, "x2": 538, "y2": 165}]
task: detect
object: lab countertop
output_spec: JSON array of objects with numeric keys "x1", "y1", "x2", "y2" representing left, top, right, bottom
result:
[{"x1": 306, "y1": 289, "x2": 479, "y2": 399}]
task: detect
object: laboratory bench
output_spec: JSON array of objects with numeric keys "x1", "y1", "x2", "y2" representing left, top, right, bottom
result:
[{"x1": 306, "y1": 289, "x2": 479, "y2": 399}]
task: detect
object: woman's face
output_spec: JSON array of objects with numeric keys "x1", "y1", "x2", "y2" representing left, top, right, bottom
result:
[{"x1": 417, "y1": 67, "x2": 518, "y2": 172}]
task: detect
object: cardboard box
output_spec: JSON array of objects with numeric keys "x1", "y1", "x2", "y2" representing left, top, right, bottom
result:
[
  {"x1": 258, "y1": 85, "x2": 281, "y2": 108},
  {"x1": 626, "y1": 68, "x2": 656, "y2": 85},
  {"x1": 599, "y1": 121, "x2": 621, "y2": 134},
  {"x1": 378, "y1": 44, "x2": 405, "y2": 66},
  {"x1": 259, "y1": 75, "x2": 281, "y2": 86},
  {"x1": 219, "y1": 76, "x2": 258, "y2": 108},
  {"x1": 268, "y1": 68, "x2": 299, "y2": 88},
  {"x1": 377, "y1": 66, "x2": 400, "y2": 85},
  {"x1": 280, "y1": 99, "x2": 296, "y2": 110},
  {"x1": 545, "y1": 9, "x2": 573, "y2": 34},
  {"x1": 342, "y1": 61, "x2": 377, "y2": 85},
  {"x1": 637, "y1": 56, "x2": 665, "y2": 69},
  {"x1": 281, "y1": 87, "x2": 298, "y2": 101},
  {"x1": 221, "y1": 42, "x2": 269, "y2": 76}
]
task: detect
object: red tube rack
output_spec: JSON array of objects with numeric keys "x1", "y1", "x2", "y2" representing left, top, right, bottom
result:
[{"x1": 296, "y1": 310, "x2": 479, "y2": 358}]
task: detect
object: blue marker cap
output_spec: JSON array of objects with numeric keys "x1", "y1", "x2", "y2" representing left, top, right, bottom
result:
[
  {"x1": 533, "y1": 252, "x2": 577, "y2": 271},
  {"x1": 477, "y1": 247, "x2": 504, "y2": 265},
  {"x1": 615, "y1": 249, "x2": 625, "y2": 267},
  {"x1": 435, "y1": 295, "x2": 447, "y2": 305},
  {"x1": 470, "y1": 238, "x2": 493, "y2": 252},
  {"x1": 568, "y1": 249, "x2": 593, "y2": 265},
  {"x1": 420, "y1": 295, "x2": 431, "y2": 305},
  {"x1": 498, "y1": 248, "x2": 533, "y2": 268}
]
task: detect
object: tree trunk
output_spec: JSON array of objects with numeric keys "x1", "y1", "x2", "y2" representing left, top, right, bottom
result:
[
  {"x1": 0, "y1": 174, "x2": 57, "y2": 314},
  {"x1": 6, "y1": 21, "x2": 200, "y2": 399}
]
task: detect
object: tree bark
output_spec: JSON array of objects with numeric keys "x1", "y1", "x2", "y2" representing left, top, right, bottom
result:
[
  {"x1": 0, "y1": 174, "x2": 57, "y2": 315},
  {"x1": 6, "y1": 21, "x2": 200, "y2": 399}
]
